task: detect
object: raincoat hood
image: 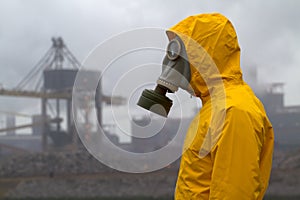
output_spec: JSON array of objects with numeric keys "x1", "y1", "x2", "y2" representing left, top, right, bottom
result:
[{"x1": 168, "y1": 13, "x2": 243, "y2": 103}]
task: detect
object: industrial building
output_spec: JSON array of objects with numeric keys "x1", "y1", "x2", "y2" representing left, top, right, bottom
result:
[{"x1": 260, "y1": 83, "x2": 300, "y2": 151}]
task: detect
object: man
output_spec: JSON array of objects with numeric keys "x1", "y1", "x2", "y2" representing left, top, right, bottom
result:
[{"x1": 170, "y1": 13, "x2": 274, "y2": 199}]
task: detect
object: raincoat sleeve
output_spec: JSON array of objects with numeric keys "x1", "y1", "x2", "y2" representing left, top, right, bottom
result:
[{"x1": 209, "y1": 108, "x2": 274, "y2": 200}]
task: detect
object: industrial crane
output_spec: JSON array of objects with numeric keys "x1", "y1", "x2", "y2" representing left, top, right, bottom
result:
[{"x1": 0, "y1": 37, "x2": 125, "y2": 151}]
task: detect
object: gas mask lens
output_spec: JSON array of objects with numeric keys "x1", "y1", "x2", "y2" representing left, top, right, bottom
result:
[{"x1": 167, "y1": 39, "x2": 181, "y2": 61}]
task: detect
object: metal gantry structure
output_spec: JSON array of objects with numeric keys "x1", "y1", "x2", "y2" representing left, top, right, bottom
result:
[{"x1": 0, "y1": 37, "x2": 125, "y2": 151}]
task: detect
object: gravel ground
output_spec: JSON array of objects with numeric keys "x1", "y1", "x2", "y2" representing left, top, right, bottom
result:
[
  {"x1": 0, "y1": 149, "x2": 299, "y2": 198},
  {"x1": 5, "y1": 173, "x2": 176, "y2": 198}
]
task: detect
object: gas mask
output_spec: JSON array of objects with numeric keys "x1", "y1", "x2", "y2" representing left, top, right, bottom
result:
[{"x1": 137, "y1": 35, "x2": 192, "y2": 117}]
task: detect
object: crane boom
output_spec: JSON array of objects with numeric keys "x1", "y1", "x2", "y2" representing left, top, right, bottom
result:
[
  {"x1": 0, "y1": 88, "x2": 71, "y2": 99},
  {"x1": 0, "y1": 88, "x2": 125, "y2": 105}
]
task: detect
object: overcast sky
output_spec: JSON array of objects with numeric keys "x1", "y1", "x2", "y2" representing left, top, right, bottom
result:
[{"x1": 0, "y1": 0, "x2": 299, "y2": 116}]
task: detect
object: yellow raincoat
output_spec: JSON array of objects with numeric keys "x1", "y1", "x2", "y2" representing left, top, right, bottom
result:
[{"x1": 170, "y1": 13, "x2": 274, "y2": 199}]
